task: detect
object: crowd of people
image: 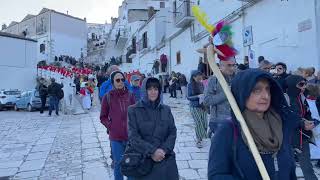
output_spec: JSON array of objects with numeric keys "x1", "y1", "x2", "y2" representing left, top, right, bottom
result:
[
  {"x1": 94, "y1": 54, "x2": 320, "y2": 180},
  {"x1": 36, "y1": 52, "x2": 320, "y2": 180},
  {"x1": 36, "y1": 43, "x2": 318, "y2": 180}
]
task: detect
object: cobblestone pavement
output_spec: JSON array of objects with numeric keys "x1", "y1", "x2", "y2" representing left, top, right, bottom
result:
[{"x1": 0, "y1": 94, "x2": 319, "y2": 180}]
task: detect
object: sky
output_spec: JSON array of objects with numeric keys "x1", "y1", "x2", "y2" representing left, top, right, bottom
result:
[{"x1": 0, "y1": 0, "x2": 123, "y2": 26}]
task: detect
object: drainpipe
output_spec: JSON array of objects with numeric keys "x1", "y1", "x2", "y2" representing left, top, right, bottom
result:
[
  {"x1": 49, "y1": 11, "x2": 52, "y2": 63},
  {"x1": 315, "y1": 0, "x2": 320, "y2": 69},
  {"x1": 169, "y1": 39, "x2": 172, "y2": 74}
]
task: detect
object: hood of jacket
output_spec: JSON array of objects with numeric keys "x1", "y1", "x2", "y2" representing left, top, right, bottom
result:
[
  {"x1": 231, "y1": 69, "x2": 288, "y2": 121},
  {"x1": 285, "y1": 75, "x2": 305, "y2": 97},
  {"x1": 139, "y1": 77, "x2": 162, "y2": 108}
]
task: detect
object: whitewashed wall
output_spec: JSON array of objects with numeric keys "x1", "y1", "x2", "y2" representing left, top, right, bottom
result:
[
  {"x1": 51, "y1": 12, "x2": 87, "y2": 59},
  {"x1": 0, "y1": 36, "x2": 37, "y2": 90}
]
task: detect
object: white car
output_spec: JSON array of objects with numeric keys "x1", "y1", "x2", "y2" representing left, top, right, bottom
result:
[{"x1": 0, "y1": 89, "x2": 21, "y2": 110}]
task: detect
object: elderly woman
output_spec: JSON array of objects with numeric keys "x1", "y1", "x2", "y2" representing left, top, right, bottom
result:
[
  {"x1": 208, "y1": 69, "x2": 314, "y2": 180},
  {"x1": 126, "y1": 77, "x2": 179, "y2": 180}
]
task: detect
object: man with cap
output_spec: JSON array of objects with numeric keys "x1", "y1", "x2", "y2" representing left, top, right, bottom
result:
[
  {"x1": 203, "y1": 57, "x2": 236, "y2": 137},
  {"x1": 130, "y1": 74, "x2": 141, "y2": 101},
  {"x1": 100, "y1": 71, "x2": 135, "y2": 180}
]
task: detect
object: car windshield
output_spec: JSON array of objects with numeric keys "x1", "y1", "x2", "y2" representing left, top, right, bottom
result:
[
  {"x1": 4, "y1": 91, "x2": 20, "y2": 95},
  {"x1": 34, "y1": 91, "x2": 40, "y2": 97}
]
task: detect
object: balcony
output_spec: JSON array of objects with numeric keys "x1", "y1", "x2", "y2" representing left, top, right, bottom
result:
[
  {"x1": 115, "y1": 28, "x2": 128, "y2": 48},
  {"x1": 174, "y1": 0, "x2": 194, "y2": 28},
  {"x1": 127, "y1": 45, "x2": 136, "y2": 59}
]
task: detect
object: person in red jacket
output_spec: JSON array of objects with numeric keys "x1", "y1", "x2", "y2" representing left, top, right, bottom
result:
[{"x1": 100, "y1": 71, "x2": 135, "y2": 180}]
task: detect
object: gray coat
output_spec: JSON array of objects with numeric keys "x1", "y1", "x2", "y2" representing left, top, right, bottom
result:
[
  {"x1": 127, "y1": 77, "x2": 179, "y2": 180},
  {"x1": 203, "y1": 75, "x2": 232, "y2": 123}
]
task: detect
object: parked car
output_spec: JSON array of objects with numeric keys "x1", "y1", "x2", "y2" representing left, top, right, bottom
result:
[
  {"x1": 0, "y1": 89, "x2": 21, "y2": 110},
  {"x1": 14, "y1": 90, "x2": 48, "y2": 112}
]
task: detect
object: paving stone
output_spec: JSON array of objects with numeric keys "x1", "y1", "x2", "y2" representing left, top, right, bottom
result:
[
  {"x1": 14, "y1": 170, "x2": 41, "y2": 179},
  {"x1": 190, "y1": 153, "x2": 208, "y2": 160},
  {"x1": 198, "y1": 168, "x2": 208, "y2": 179},
  {"x1": 177, "y1": 160, "x2": 189, "y2": 170},
  {"x1": 0, "y1": 167, "x2": 18, "y2": 177},
  {"x1": 31, "y1": 144, "x2": 52, "y2": 153},
  {"x1": 0, "y1": 160, "x2": 23, "y2": 168},
  {"x1": 82, "y1": 143, "x2": 100, "y2": 149},
  {"x1": 19, "y1": 159, "x2": 46, "y2": 171},
  {"x1": 188, "y1": 160, "x2": 207, "y2": 169},
  {"x1": 36, "y1": 138, "x2": 55, "y2": 145},
  {"x1": 176, "y1": 153, "x2": 192, "y2": 161},
  {"x1": 179, "y1": 169, "x2": 200, "y2": 179},
  {"x1": 83, "y1": 166, "x2": 112, "y2": 180},
  {"x1": 26, "y1": 152, "x2": 50, "y2": 160}
]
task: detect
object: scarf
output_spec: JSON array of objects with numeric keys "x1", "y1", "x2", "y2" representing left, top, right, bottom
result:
[{"x1": 241, "y1": 108, "x2": 283, "y2": 153}]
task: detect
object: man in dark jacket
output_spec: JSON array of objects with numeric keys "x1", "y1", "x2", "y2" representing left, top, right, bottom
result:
[
  {"x1": 127, "y1": 77, "x2": 178, "y2": 180},
  {"x1": 285, "y1": 75, "x2": 317, "y2": 180},
  {"x1": 273, "y1": 62, "x2": 289, "y2": 91},
  {"x1": 38, "y1": 78, "x2": 48, "y2": 114},
  {"x1": 100, "y1": 71, "x2": 135, "y2": 180},
  {"x1": 208, "y1": 69, "x2": 309, "y2": 180},
  {"x1": 47, "y1": 78, "x2": 63, "y2": 116}
]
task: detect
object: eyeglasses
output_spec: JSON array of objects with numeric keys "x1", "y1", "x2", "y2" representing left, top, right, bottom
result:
[
  {"x1": 115, "y1": 78, "x2": 125, "y2": 83},
  {"x1": 297, "y1": 82, "x2": 307, "y2": 87}
]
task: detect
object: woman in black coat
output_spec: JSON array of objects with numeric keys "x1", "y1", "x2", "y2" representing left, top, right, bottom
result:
[{"x1": 127, "y1": 77, "x2": 179, "y2": 180}]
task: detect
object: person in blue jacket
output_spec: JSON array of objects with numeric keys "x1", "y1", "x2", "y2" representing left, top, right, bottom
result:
[
  {"x1": 130, "y1": 75, "x2": 141, "y2": 101},
  {"x1": 208, "y1": 69, "x2": 314, "y2": 180},
  {"x1": 99, "y1": 65, "x2": 132, "y2": 99}
]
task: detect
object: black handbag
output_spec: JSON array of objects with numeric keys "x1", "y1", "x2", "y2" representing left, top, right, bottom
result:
[
  {"x1": 120, "y1": 108, "x2": 160, "y2": 177},
  {"x1": 120, "y1": 152, "x2": 153, "y2": 177}
]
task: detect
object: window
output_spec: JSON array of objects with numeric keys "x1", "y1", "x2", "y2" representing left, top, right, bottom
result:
[
  {"x1": 40, "y1": 44, "x2": 45, "y2": 53},
  {"x1": 132, "y1": 37, "x2": 136, "y2": 53},
  {"x1": 34, "y1": 91, "x2": 40, "y2": 98},
  {"x1": 176, "y1": 51, "x2": 181, "y2": 64},
  {"x1": 4, "y1": 91, "x2": 20, "y2": 95},
  {"x1": 160, "y1": 2, "x2": 165, "y2": 8},
  {"x1": 142, "y1": 32, "x2": 148, "y2": 49}
]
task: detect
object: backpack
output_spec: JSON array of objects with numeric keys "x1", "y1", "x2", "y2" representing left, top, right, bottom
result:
[{"x1": 57, "y1": 89, "x2": 64, "y2": 100}]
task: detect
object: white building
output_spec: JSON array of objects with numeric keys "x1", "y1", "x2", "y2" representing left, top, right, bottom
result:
[
  {"x1": 104, "y1": 0, "x2": 170, "y2": 73},
  {"x1": 0, "y1": 32, "x2": 37, "y2": 90},
  {"x1": 105, "y1": 0, "x2": 320, "y2": 80},
  {"x1": 2, "y1": 8, "x2": 87, "y2": 63},
  {"x1": 86, "y1": 23, "x2": 111, "y2": 64},
  {"x1": 190, "y1": 0, "x2": 320, "y2": 73}
]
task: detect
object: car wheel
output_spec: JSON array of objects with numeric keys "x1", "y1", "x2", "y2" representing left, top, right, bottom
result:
[
  {"x1": 14, "y1": 104, "x2": 19, "y2": 111},
  {"x1": 27, "y1": 104, "x2": 33, "y2": 112}
]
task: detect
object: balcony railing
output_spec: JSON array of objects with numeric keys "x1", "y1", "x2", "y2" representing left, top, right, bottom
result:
[
  {"x1": 115, "y1": 28, "x2": 128, "y2": 47},
  {"x1": 174, "y1": 0, "x2": 194, "y2": 28}
]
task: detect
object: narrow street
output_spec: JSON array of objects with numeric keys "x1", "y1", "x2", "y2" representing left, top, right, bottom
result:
[{"x1": 0, "y1": 94, "x2": 319, "y2": 180}]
